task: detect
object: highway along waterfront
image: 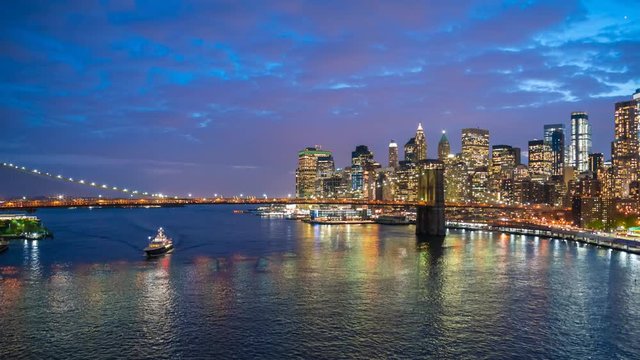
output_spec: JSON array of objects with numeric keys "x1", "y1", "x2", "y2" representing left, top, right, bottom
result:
[{"x1": 1, "y1": 205, "x2": 639, "y2": 359}]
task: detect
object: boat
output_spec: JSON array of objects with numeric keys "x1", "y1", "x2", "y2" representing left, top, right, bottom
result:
[
  {"x1": 21, "y1": 231, "x2": 48, "y2": 240},
  {"x1": 376, "y1": 215, "x2": 411, "y2": 225},
  {"x1": 144, "y1": 227, "x2": 174, "y2": 257},
  {"x1": 308, "y1": 218, "x2": 375, "y2": 225},
  {"x1": 0, "y1": 240, "x2": 8, "y2": 253}
]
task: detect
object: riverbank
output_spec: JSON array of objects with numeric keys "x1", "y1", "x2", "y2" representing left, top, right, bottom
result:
[{"x1": 447, "y1": 221, "x2": 640, "y2": 255}]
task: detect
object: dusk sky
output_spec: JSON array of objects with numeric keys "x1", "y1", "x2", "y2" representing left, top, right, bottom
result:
[{"x1": 1, "y1": 0, "x2": 639, "y2": 197}]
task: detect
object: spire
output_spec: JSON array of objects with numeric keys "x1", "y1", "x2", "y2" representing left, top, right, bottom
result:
[
  {"x1": 417, "y1": 122, "x2": 423, "y2": 131},
  {"x1": 440, "y1": 130, "x2": 449, "y2": 143}
]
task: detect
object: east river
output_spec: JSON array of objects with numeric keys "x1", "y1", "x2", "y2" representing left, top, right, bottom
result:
[{"x1": 1, "y1": 206, "x2": 639, "y2": 359}]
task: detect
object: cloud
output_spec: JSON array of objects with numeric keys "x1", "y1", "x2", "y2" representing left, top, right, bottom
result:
[{"x1": 0, "y1": 0, "x2": 638, "y2": 195}]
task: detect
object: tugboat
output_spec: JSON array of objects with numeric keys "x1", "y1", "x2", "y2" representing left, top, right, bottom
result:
[
  {"x1": 0, "y1": 240, "x2": 8, "y2": 253},
  {"x1": 144, "y1": 227, "x2": 174, "y2": 257}
]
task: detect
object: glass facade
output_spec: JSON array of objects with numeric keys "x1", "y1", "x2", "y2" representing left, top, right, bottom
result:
[{"x1": 570, "y1": 112, "x2": 591, "y2": 172}]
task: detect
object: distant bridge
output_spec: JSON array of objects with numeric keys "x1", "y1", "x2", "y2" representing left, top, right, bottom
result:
[{"x1": 0, "y1": 196, "x2": 550, "y2": 211}]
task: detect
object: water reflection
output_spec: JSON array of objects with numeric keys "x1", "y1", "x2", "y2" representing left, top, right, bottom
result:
[
  {"x1": 136, "y1": 256, "x2": 176, "y2": 356},
  {"x1": 0, "y1": 206, "x2": 639, "y2": 359}
]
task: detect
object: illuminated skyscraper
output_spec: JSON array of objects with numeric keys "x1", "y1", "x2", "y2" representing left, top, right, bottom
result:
[
  {"x1": 438, "y1": 130, "x2": 450, "y2": 161},
  {"x1": 388, "y1": 140, "x2": 399, "y2": 169},
  {"x1": 611, "y1": 89, "x2": 640, "y2": 197},
  {"x1": 544, "y1": 124, "x2": 565, "y2": 176},
  {"x1": 461, "y1": 128, "x2": 490, "y2": 170},
  {"x1": 490, "y1": 145, "x2": 517, "y2": 201},
  {"x1": 415, "y1": 123, "x2": 427, "y2": 161},
  {"x1": 528, "y1": 140, "x2": 552, "y2": 182},
  {"x1": 589, "y1": 153, "x2": 604, "y2": 179},
  {"x1": 351, "y1": 145, "x2": 374, "y2": 194},
  {"x1": 404, "y1": 138, "x2": 416, "y2": 163},
  {"x1": 295, "y1": 146, "x2": 334, "y2": 198},
  {"x1": 569, "y1": 112, "x2": 592, "y2": 172}
]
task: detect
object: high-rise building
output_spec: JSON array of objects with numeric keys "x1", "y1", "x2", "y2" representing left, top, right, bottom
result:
[
  {"x1": 443, "y1": 154, "x2": 468, "y2": 202},
  {"x1": 490, "y1": 145, "x2": 517, "y2": 202},
  {"x1": 589, "y1": 153, "x2": 604, "y2": 178},
  {"x1": 438, "y1": 130, "x2": 450, "y2": 161},
  {"x1": 351, "y1": 145, "x2": 374, "y2": 195},
  {"x1": 395, "y1": 161, "x2": 418, "y2": 201},
  {"x1": 528, "y1": 140, "x2": 552, "y2": 182},
  {"x1": 295, "y1": 146, "x2": 334, "y2": 198},
  {"x1": 569, "y1": 112, "x2": 592, "y2": 172},
  {"x1": 388, "y1": 140, "x2": 399, "y2": 169},
  {"x1": 415, "y1": 123, "x2": 427, "y2": 161},
  {"x1": 512, "y1": 147, "x2": 522, "y2": 166},
  {"x1": 611, "y1": 89, "x2": 640, "y2": 197},
  {"x1": 544, "y1": 124, "x2": 565, "y2": 176},
  {"x1": 404, "y1": 137, "x2": 416, "y2": 163},
  {"x1": 461, "y1": 128, "x2": 490, "y2": 170}
]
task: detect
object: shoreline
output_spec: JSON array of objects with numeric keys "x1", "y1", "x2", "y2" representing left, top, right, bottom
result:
[{"x1": 447, "y1": 222, "x2": 640, "y2": 255}]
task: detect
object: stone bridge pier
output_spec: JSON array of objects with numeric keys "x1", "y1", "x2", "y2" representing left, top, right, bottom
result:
[{"x1": 415, "y1": 160, "x2": 445, "y2": 237}]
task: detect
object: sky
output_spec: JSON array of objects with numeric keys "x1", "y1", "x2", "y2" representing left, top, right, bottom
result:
[{"x1": 0, "y1": 0, "x2": 639, "y2": 198}]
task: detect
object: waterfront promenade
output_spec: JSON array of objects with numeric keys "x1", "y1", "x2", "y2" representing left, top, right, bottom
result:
[{"x1": 448, "y1": 221, "x2": 640, "y2": 254}]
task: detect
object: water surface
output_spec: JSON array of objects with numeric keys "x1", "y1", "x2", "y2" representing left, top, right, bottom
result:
[{"x1": 1, "y1": 206, "x2": 639, "y2": 359}]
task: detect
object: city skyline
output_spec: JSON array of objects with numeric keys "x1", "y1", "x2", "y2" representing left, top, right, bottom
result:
[
  {"x1": 1, "y1": 95, "x2": 638, "y2": 198},
  {"x1": 1, "y1": 1, "x2": 639, "y2": 196}
]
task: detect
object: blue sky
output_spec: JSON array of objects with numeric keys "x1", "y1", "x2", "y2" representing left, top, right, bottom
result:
[{"x1": 0, "y1": 0, "x2": 639, "y2": 197}]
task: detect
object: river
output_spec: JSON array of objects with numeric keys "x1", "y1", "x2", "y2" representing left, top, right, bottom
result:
[{"x1": 1, "y1": 205, "x2": 639, "y2": 359}]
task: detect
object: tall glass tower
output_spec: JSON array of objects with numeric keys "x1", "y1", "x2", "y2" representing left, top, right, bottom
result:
[
  {"x1": 543, "y1": 124, "x2": 565, "y2": 176},
  {"x1": 415, "y1": 123, "x2": 427, "y2": 161},
  {"x1": 570, "y1": 112, "x2": 591, "y2": 172},
  {"x1": 388, "y1": 140, "x2": 399, "y2": 169}
]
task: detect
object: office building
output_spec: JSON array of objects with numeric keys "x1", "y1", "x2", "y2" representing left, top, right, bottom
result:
[
  {"x1": 528, "y1": 140, "x2": 552, "y2": 182},
  {"x1": 544, "y1": 124, "x2": 565, "y2": 176},
  {"x1": 388, "y1": 140, "x2": 399, "y2": 169},
  {"x1": 569, "y1": 112, "x2": 592, "y2": 172},
  {"x1": 415, "y1": 123, "x2": 427, "y2": 161},
  {"x1": 611, "y1": 89, "x2": 640, "y2": 197},
  {"x1": 438, "y1": 130, "x2": 450, "y2": 161},
  {"x1": 461, "y1": 128, "x2": 490, "y2": 170},
  {"x1": 296, "y1": 146, "x2": 334, "y2": 198},
  {"x1": 589, "y1": 153, "x2": 604, "y2": 179}
]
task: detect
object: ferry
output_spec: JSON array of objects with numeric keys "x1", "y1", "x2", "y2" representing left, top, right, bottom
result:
[
  {"x1": 21, "y1": 231, "x2": 48, "y2": 240},
  {"x1": 375, "y1": 215, "x2": 412, "y2": 225},
  {"x1": 0, "y1": 240, "x2": 8, "y2": 253},
  {"x1": 144, "y1": 227, "x2": 174, "y2": 257},
  {"x1": 308, "y1": 218, "x2": 375, "y2": 225}
]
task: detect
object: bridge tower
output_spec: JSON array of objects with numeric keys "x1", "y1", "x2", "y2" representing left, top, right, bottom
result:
[{"x1": 415, "y1": 160, "x2": 446, "y2": 237}]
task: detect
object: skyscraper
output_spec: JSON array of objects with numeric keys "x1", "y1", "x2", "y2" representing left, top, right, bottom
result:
[
  {"x1": 611, "y1": 89, "x2": 640, "y2": 197},
  {"x1": 351, "y1": 145, "x2": 374, "y2": 193},
  {"x1": 589, "y1": 153, "x2": 604, "y2": 179},
  {"x1": 415, "y1": 123, "x2": 427, "y2": 161},
  {"x1": 544, "y1": 124, "x2": 565, "y2": 176},
  {"x1": 388, "y1": 140, "x2": 399, "y2": 169},
  {"x1": 528, "y1": 140, "x2": 552, "y2": 182},
  {"x1": 569, "y1": 112, "x2": 592, "y2": 172},
  {"x1": 404, "y1": 137, "x2": 416, "y2": 163},
  {"x1": 461, "y1": 128, "x2": 490, "y2": 170},
  {"x1": 438, "y1": 130, "x2": 450, "y2": 161},
  {"x1": 295, "y1": 146, "x2": 334, "y2": 198},
  {"x1": 490, "y1": 145, "x2": 517, "y2": 202}
]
